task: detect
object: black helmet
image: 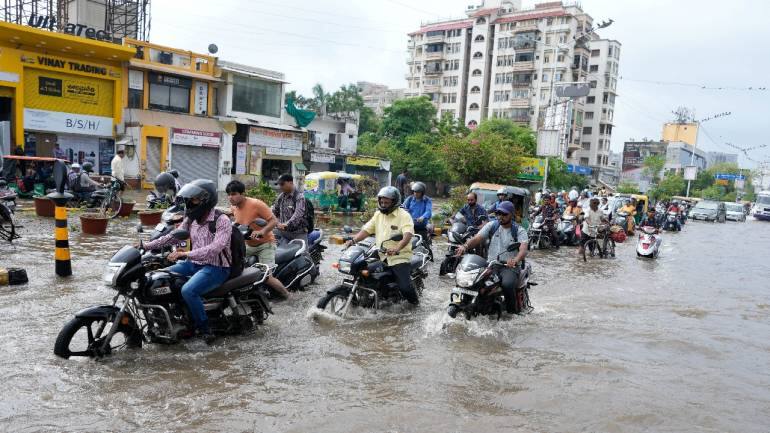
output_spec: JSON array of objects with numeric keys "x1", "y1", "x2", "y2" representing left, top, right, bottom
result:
[
  {"x1": 411, "y1": 181, "x2": 426, "y2": 193},
  {"x1": 169, "y1": 169, "x2": 179, "y2": 179},
  {"x1": 154, "y1": 172, "x2": 176, "y2": 194},
  {"x1": 377, "y1": 186, "x2": 401, "y2": 215},
  {"x1": 0, "y1": 179, "x2": 7, "y2": 188},
  {"x1": 178, "y1": 179, "x2": 217, "y2": 221},
  {"x1": 82, "y1": 162, "x2": 94, "y2": 173}
]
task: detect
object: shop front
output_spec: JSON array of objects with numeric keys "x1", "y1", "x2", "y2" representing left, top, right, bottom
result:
[
  {"x1": 245, "y1": 125, "x2": 307, "y2": 186},
  {"x1": 0, "y1": 21, "x2": 134, "y2": 173},
  {"x1": 346, "y1": 155, "x2": 392, "y2": 187},
  {"x1": 169, "y1": 127, "x2": 222, "y2": 186}
]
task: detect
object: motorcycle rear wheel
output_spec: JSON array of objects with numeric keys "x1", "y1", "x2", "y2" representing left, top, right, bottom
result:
[{"x1": 54, "y1": 315, "x2": 141, "y2": 359}]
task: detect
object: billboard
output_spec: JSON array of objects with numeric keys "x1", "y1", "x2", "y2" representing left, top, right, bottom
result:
[
  {"x1": 622, "y1": 141, "x2": 667, "y2": 172},
  {"x1": 517, "y1": 157, "x2": 545, "y2": 181},
  {"x1": 537, "y1": 130, "x2": 560, "y2": 157}
]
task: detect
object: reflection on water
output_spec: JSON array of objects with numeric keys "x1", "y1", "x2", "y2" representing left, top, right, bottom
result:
[{"x1": 1, "y1": 214, "x2": 770, "y2": 432}]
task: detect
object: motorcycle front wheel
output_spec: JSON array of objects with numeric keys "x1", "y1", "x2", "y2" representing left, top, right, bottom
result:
[
  {"x1": 316, "y1": 285, "x2": 351, "y2": 316},
  {"x1": 54, "y1": 315, "x2": 142, "y2": 359}
]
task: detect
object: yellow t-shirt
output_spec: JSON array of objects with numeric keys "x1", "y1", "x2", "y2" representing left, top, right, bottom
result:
[{"x1": 362, "y1": 208, "x2": 414, "y2": 266}]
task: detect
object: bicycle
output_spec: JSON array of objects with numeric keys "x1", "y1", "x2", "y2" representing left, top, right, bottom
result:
[
  {"x1": 1, "y1": 193, "x2": 20, "y2": 242},
  {"x1": 581, "y1": 224, "x2": 615, "y2": 262},
  {"x1": 96, "y1": 177, "x2": 124, "y2": 219}
]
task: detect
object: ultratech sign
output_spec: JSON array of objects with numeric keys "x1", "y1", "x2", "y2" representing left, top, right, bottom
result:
[
  {"x1": 27, "y1": 14, "x2": 122, "y2": 44},
  {"x1": 36, "y1": 56, "x2": 108, "y2": 76}
]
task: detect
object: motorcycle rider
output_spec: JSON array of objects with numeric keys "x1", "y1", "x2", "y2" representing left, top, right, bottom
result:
[
  {"x1": 532, "y1": 194, "x2": 560, "y2": 248},
  {"x1": 152, "y1": 172, "x2": 178, "y2": 206},
  {"x1": 71, "y1": 162, "x2": 101, "y2": 201},
  {"x1": 620, "y1": 199, "x2": 638, "y2": 235},
  {"x1": 455, "y1": 201, "x2": 529, "y2": 314},
  {"x1": 489, "y1": 187, "x2": 509, "y2": 213},
  {"x1": 568, "y1": 186, "x2": 579, "y2": 202},
  {"x1": 563, "y1": 199, "x2": 582, "y2": 219},
  {"x1": 667, "y1": 200, "x2": 683, "y2": 230},
  {"x1": 141, "y1": 179, "x2": 232, "y2": 344},
  {"x1": 344, "y1": 186, "x2": 418, "y2": 305},
  {"x1": 169, "y1": 169, "x2": 182, "y2": 192},
  {"x1": 226, "y1": 180, "x2": 290, "y2": 300},
  {"x1": 272, "y1": 174, "x2": 308, "y2": 246},
  {"x1": 457, "y1": 192, "x2": 488, "y2": 228},
  {"x1": 403, "y1": 181, "x2": 433, "y2": 247},
  {"x1": 638, "y1": 208, "x2": 661, "y2": 232}
]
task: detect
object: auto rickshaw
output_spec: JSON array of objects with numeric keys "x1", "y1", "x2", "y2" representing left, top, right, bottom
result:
[
  {"x1": 612, "y1": 193, "x2": 648, "y2": 224},
  {"x1": 304, "y1": 171, "x2": 365, "y2": 211},
  {"x1": 469, "y1": 182, "x2": 531, "y2": 228}
]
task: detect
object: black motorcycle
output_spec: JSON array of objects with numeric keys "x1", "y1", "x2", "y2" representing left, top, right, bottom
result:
[
  {"x1": 239, "y1": 220, "x2": 319, "y2": 290},
  {"x1": 439, "y1": 212, "x2": 484, "y2": 276},
  {"x1": 316, "y1": 234, "x2": 429, "y2": 317},
  {"x1": 53, "y1": 230, "x2": 272, "y2": 359},
  {"x1": 447, "y1": 244, "x2": 535, "y2": 320},
  {"x1": 0, "y1": 191, "x2": 19, "y2": 242}
]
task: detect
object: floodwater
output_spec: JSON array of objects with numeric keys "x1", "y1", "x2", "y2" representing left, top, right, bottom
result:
[{"x1": 1, "y1": 212, "x2": 769, "y2": 432}]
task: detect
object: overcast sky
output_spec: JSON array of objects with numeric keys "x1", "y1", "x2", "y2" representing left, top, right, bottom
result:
[{"x1": 150, "y1": 0, "x2": 770, "y2": 167}]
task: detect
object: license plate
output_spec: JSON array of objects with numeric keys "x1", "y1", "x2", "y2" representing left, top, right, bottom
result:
[{"x1": 452, "y1": 287, "x2": 477, "y2": 297}]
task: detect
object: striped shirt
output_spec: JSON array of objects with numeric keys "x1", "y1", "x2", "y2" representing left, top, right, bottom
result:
[{"x1": 144, "y1": 209, "x2": 231, "y2": 268}]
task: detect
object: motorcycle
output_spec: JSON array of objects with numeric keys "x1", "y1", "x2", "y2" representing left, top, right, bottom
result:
[
  {"x1": 307, "y1": 228, "x2": 327, "y2": 268},
  {"x1": 240, "y1": 219, "x2": 318, "y2": 290},
  {"x1": 558, "y1": 214, "x2": 579, "y2": 246},
  {"x1": 146, "y1": 190, "x2": 177, "y2": 210},
  {"x1": 636, "y1": 226, "x2": 661, "y2": 259},
  {"x1": 527, "y1": 214, "x2": 553, "y2": 250},
  {"x1": 315, "y1": 234, "x2": 429, "y2": 317},
  {"x1": 447, "y1": 244, "x2": 534, "y2": 320},
  {"x1": 439, "y1": 212, "x2": 484, "y2": 276},
  {"x1": 663, "y1": 211, "x2": 681, "y2": 232},
  {"x1": 0, "y1": 191, "x2": 19, "y2": 242},
  {"x1": 53, "y1": 229, "x2": 273, "y2": 359}
]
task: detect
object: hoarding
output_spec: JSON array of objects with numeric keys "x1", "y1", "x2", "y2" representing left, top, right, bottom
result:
[
  {"x1": 516, "y1": 157, "x2": 545, "y2": 181},
  {"x1": 537, "y1": 129, "x2": 560, "y2": 157}
]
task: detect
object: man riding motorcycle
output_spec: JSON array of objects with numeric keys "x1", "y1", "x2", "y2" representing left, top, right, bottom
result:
[
  {"x1": 344, "y1": 186, "x2": 418, "y2": 305},
  {"x1": 489, "y1": 187, "x2": 509, "y2": 213},
  {"x1": 667, "y1": 200, "x2": 683, "y2": 230},
  {"x1": 68, "y1": 162, "x2": 101, "y2": 201},
  {"x1": 563, "y1": 199, "x2": 582, "y2": 219},
  {"x1": 620, "y1": 199, "x2": 638, "y2": 235},
  {"x1": 639, "y1": 208, "x2": 661, "y2": 232},
  {"x1": 456, "y1": 191, "x2": 488, "y2": 228},
  {"x1": 532, "y1": 194, "x2": 560, "y2": 248},
  {"x1": 403, "y1": 181, "x2": 433, "y2": 251},
  {"x1": 141, "y1": 179, "x2": 232, "y2": 344},
  {"x1": 455, "y1": 201, "x2": 529, "y2": 314}
]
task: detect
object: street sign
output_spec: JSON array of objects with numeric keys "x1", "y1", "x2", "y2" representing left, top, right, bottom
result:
[
  {"x1": 567, "y1": 164, "x2": 593, "y2": 175},
  {"x1": 716, "y1": 179, "x2": 729, "y2": 186},
  {"x1": 537, "y1": 130, "x2": 560, "y2": 157},
  {"x1": 683, "y1": 165, "x2": 698, "y2": 181},
  {"x1": 556, "y1": 84, "x2": 591, "y2": 98},
  {"x1": 714, "y1": 173, "x2": 746, "y2": 181}
]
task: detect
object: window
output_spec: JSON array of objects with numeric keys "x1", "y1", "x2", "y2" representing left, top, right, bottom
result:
[
  {"x1": 474, "y1": 34, "x2": 485, "y2": 42},
  {"x1": 589, "y1": 64, "x2": 599, "y2": 72},
  {"x1": 587, "y1": 96, "x2": 595, "y2": 104},
  {"x1": 589, "y1": 80, "x2": 597, "y2": 88},
  {"x1": 441, "y1": 93, "x2": 457, "y2": 103},
  {"x1": 544, "y1": 55, "x2": 550, "y2": 63},
  {"x1": 444, "y1": 59, "x2": 460, "y2": 70},
  {"x1": 546, "y1": 18, "x2": 554, "y2": 26},
  {"x1": 558, "y1": 34, "x2": 567, "y2": 44},
  {"x1": 555, "y1": 72, "x2": 563, "y2": 81},
  {"x1": 426, "y1": 30, "x2": 444, "y2": 37},
  {"x1": 591, "y1": 49, "x2": 600, "y2": 57},
  {"x1": 473, "y1": 51, "x2": 483, "y2": 59},
  {"x1": 127, "y1": 69, "x2": 144, "y2": 109},
  {"x1": 445, "y1": 42, "x2": 461, "y2": 54},
  {"x1": 515, "y1": 53, "x2": 534, "y2": 62},
  {"x1": 557, "y1": 54, "x2": 565, "y2": 63},
  {"x1": 582, "y1": 142, "x2": 591, "y2": 150},
  {"x1": 148, "y1": 72, "x2": 191, "y2": 113},
  {"x1": 542, "y1": 73, "x2": 549, "y2": 82},
  {"x1": 472, "y1": 69, "x2": 482, "y2": 77},
  {"x1": 469, "y1": 103, "x2": 479, "y2": 110},
  {"x1": 582, "y1": 127, "x2": 592, "y2": 135},
  {"x1": 232, "y1": 75, "x2": 282, "y2": 117},
  {"x1": 512, "y1": 89, "x2": 529, "y2": 99},
  {"x1": 441, "y1": 109, "x2": 456, "y2": 118},
  {"x1": 476, "y1": 17, "x2": 486, "y2": 24},
  {"x1": 584, "y1": 112, "x2": 594, "y2": 119},
  {"x1": 470, "y1": 86, "x2": 481, "y2": 93},
  {"x1": 443, "y1": 76, "x2": 458, "y2": 86},
  {"x1": 493, "y1": 90, "x2": 511, "y2": 102},
  {"x1": 545, "y1": 36, "x2": 552, "y2": 45}
]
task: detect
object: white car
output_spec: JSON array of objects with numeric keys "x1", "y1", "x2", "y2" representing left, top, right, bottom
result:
[{"x1": 724, "y1": 202, "x2": 746, "y2": 222}]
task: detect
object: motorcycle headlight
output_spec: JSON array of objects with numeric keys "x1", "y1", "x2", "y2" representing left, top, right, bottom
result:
[
  {"x1": 455, "y1": 268, "x2": 480, "y2": 288},
  {"x1": 338, "y1": 261, "x2": 352, "y2": 274},
  {"x1": 102, "y1": 262, "x2": 126, "y2": 287}
]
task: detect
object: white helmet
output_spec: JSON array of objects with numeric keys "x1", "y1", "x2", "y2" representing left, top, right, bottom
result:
[{"x1": 71, "y1": 163, "x2": 81, "y2": 170}]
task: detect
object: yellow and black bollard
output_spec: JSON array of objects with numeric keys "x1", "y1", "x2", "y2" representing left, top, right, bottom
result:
[{"x1": 48, "y1": 160, "x2": 74, "y2": 277}]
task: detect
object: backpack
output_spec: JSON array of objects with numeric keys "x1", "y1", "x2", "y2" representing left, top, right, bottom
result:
[
  {"x1": 486, "y1": 219, "x2": 519, "y2": 243},
  {"x1": 305, "y1": 197, "x2": 315, "y2": 233},
  {"x1": 69, "y1": 173, "x2": 83, "y2": 192},
  {"x1": 188, "y1": 210, "x2": 245, "y2": 279}
]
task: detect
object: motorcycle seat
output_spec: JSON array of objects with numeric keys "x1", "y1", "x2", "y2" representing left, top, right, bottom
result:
[
  {"x1": 276, "y1": 243, "x2": 302, "y2": 264},
  {"x1": 1, "y1": 194, "x2": 17, "y2": 201},
  {"x1": 206, "y1": 267, "x2": 264, "y2": 298}
]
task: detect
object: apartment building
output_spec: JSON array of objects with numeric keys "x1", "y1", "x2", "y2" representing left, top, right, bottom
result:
[
  {"x1": 358, "y1": 81, "x2": 405, "y2": 115},
  {"x1": 405, "y1": 0, "x2": 620, "y2": 173}
]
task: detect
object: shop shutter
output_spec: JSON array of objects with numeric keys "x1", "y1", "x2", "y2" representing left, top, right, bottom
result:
[
  {"x1": 171, "y1": 144, "x2": 219, "y2": 186},
  {"x1": 146, "y1": 137, "x2": 162, "y2": 182}
]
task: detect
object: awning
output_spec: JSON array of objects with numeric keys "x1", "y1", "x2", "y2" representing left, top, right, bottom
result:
[
  {"x1": 128, "y1": 59, "x2": 222, "y2": 82},
  {"x1": 126, "y1": 109, "x2": 224, "y2": 133},
  {"x1": 295, "y1": 163, "x2": 308, "y2": 171},
  {"x1": 219, "y1": 116, "x2": 305, "y2": 133}
]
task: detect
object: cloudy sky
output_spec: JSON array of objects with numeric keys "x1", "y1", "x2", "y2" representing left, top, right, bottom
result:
[{"x1": 150, "y1": 0, "x2": 770, "y2": 167}]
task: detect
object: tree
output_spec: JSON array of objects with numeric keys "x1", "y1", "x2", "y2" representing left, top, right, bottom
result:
[
  {"x1": 443, "y1": 131, "x2": 523, "y2": 185},
  {"x1": 327, "y1": 83, "x2": 364, "y2": 116},
  {"x1": 649, "y1": 173, "x2": 686, "y2": 201},
  {"x1": 436, "y1": 111, "x2": 470, "y2": 137},
  {"x1": 284, "y1": 90, "x2": 312, "y2": 110},
  {"x1": 546, "y1": 158, "x2": 589, "y2": 191},
  {"x1": 672, "y1": 106, "x2": 695, "y2": 124},
  {"x1": 643, "y1": 154, "x2": 666, "y2": 186},
  {"x1": 404, "y1": 133, "x2": 449, "y2": 181},
  {"x1": 474, "y1": 118, "x2": 537, "y2": 156},
  {"x1": 617, "y1": 181, "x2": 640, "y2": 194},
  {"x1": 358, "y1": 106, "x2": 380, "y2": 135},
  {"x1": 379, "y1": 96, "x2": 436, "y2": 142}
]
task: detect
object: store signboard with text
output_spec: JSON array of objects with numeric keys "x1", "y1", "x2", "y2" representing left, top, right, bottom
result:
[
  {"x1": 23, "y1": 108, "x2": 112, "y2": 136},
  {"x1": 248, "y1": 126, "x2": 302, "y2": 157},
  {"x1": 171, "y1": 128, "x2": 221, "y2": 148},
  {"x1": 516, "y1": 157, "x2": 545, "y2": 181},
  {"x1": 24, "y1": 68, "x2": 114, "y2": 118}
]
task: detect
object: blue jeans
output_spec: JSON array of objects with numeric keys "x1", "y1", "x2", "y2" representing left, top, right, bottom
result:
[{"x1": 168, "y1": 261, "x2": 230, "y2": 333}]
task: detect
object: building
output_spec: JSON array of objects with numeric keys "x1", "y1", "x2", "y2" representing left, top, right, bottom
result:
[
  {"x1": 662, "y1": 122, "x2": 698, "y2": 146},
  {"x1": 707, "y1": 151, "x2": 738, "y2": 167},
  {"x1": 358, "y1": 81, "x2": 404, "y2": 115},
  {"x1": 0, "y1": 20, "x2": 135, "y2": 172},
  {"x1": 404, "y1": 0, "x2": 620, "y2": 173},
  {"x1": 214, "y1": 60, "x2": 308, "y2": 188},
  {"x1": 120, "y1": 39, "x2": 225, "y2": 189},
  {"x1": 620, "y1": 139, "x2": 667, "y2": 192},
  {"x1": 665, "y1": 141, "x2": 707, "y2": 172}
]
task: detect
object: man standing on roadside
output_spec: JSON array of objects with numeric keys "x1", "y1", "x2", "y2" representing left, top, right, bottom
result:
[
  {"x1": 110, "y1": 147, "x2": 126, "y2": 194},
  {"x1": 272, "y1": 174, "x2": 308, "y2": 246},
  {"x1": 396, "y1": 169, "x2": 409, "y2": 199}
]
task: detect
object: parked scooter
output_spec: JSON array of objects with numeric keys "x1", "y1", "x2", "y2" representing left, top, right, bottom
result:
[
  {"x1": 636, "y1": 226, "x2": 661, "y2": 258},
  {"x1": 447, "y1": 244, "x2": 535, "y2": 320},
  {"x1": 439, "y1": 212, "x2": 484, "y2": 276},
  {"x1": 307, "y1": 228, "x2": 327, "y2": 268}
]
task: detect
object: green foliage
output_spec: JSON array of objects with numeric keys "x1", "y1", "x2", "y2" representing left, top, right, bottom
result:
[
  {"x1": 649, "y1": 173, "x2": 686, "y2": 201},
  {"x1": 444, "y1": 131, "x2": 523, "y2": 185},
  {"x1": 436, "y1": 112, "x2": 470, "y2": 137},
  {"x1": 474, "y1": 118, "x2": 537, "y2": 156},
  {"x1": 617, "y1": 181, "x2": 640, "y2": 194},
  {"x1": 245, "y1": 181, "x2": 277, "y2": 205},
  {"x1": 379, "y1": 96, "x2": 436, "y2": 141},
  {"x1": 546, "y1": 158, "x2": 589, "y2": 191},
  {"x1": 358, "y1": 106, "x2": 380, "y2": 135},
  {"x1": 643, "y1": 155, "x2": 666, "y2": 185},
  {"x1": 326, "y1": 83, "x2": 364, "y2": 116},
  {"x1": 403, "y1": 133, "x2": 448, "y2": 181}
]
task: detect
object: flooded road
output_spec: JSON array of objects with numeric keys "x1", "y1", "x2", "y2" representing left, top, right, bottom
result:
[{"x1": 1, "y1": 213, "x2": 769, "y2": 432}]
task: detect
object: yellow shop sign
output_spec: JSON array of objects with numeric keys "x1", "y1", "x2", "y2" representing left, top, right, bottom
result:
[{"x1": 24, "y1": 68, "x2": 113, "y2": 118}]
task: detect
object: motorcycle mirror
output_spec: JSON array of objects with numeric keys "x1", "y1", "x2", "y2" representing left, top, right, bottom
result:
[
  {"x1": 170, "y1": 229, "x2": 190, "y2": 240},
  {"x1": 343, "y1": 225, "x2": 353, "y2": 233},
  {"x1": 253, "y1": 218, "x2": 268, "y2": 227}
]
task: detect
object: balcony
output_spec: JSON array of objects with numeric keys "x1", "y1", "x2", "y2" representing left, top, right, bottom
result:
[
  {"x1": 424, "y1": 68, "x2": 443, "y2": 76},
  {"x1": 511, "y1": 116, "x2": 531, "y2": 124},
  {"x1": 512, "y1": 42, "x2": 536, "y2": 51},
  {"x1": 426, "y1": 34, "x2": 445, "y2": 44},
  {"x1": 514, "y1": 22, "x2": 539, "y2": 32},
  {"x1": 568, "y1": 141, "x2": 581, "y2": 152},
  {"x1": 424, "y1": 84, "x2": 440, "y2": 93},
  {"x1": 512, "y1": 80, "x2": 533, "y2": 87},
  {"x1": 425, "y1": 51, "x2": 444, "y2": 60},
  {"x1": 513, "y1": 61, "x2": 535, "y2": 71}
]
